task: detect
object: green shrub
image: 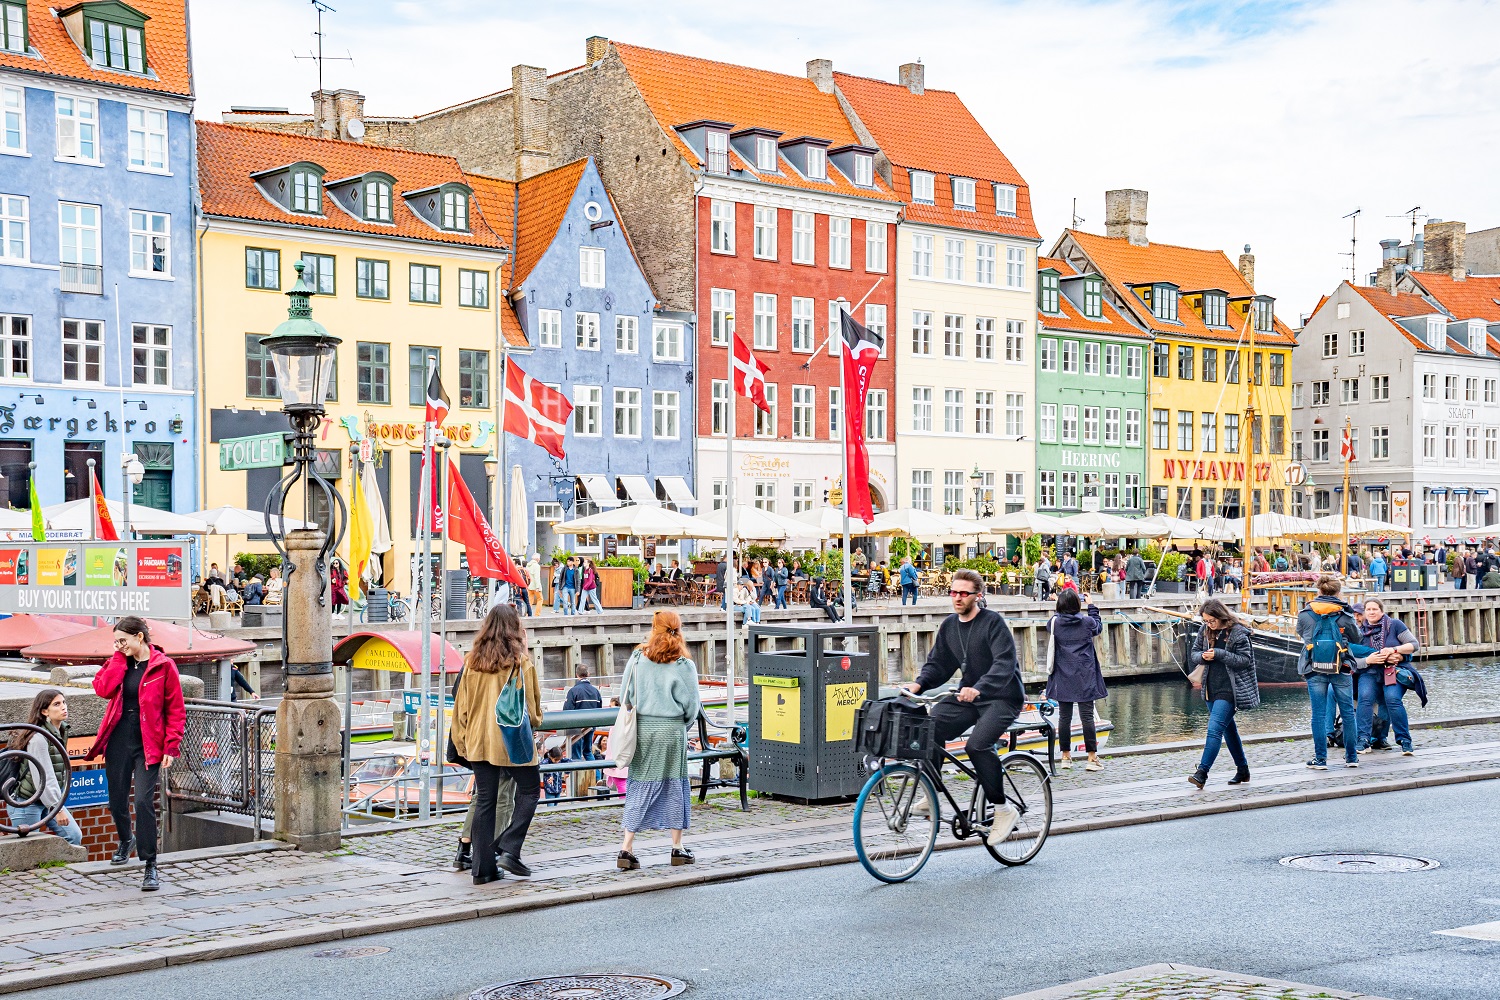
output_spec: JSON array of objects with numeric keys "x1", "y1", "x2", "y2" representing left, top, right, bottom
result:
[
  {"x1": 1158, "y1": 551, "x2": 1187, "y2": 581},
  {"x1": 234, "y1": 552, "x2": 283, "y2": 579},
  {"x1": 889, "y1": 536, "x2": 924, "y2": 563}
]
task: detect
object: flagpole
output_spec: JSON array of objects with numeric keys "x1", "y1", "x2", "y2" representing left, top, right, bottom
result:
[
  {"x1": 838, "y1": 307, "x2": 853, "y2": 621},
  {"x1": 493, "y1": 337, "x2": 510, "y2": 614},
  {"x1": 1341, "y1": 415, "x2": 1352, "y2": 577},
  {"x1": 417, "y1": 357, "x2": 434, "y2": 822},
  {"x1": 436, "y1": 440, "x2": 450, "y2": 816},
  {"x1": 724, "y1": 316, "x2": 737, "y2": 726},
  {"x1": 86, "y1": 459, "x2": 97, "y2": 542}
]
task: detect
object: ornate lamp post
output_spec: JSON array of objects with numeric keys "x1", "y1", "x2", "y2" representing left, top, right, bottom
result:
[{"x1": 261, "y1": 263, "x2": 347, "y2": 850}]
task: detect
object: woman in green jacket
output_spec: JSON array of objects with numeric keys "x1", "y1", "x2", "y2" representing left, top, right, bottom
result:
[{"x1": 7, "y1": 688, "x2": 81, "y2": 846}]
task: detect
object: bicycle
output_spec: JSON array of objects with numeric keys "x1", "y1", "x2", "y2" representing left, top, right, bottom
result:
[{"x1": 852, "y1": 691, "x2": 1053, "y2": 884}]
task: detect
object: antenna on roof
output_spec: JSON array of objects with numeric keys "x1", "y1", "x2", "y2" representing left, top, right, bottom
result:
[
  {"x1": 1386, "y1": 205, "x2": 1425, "y2": 244},
  {"x1": 293, "y1": 1, "x2": 353, "y2": 96},
  {"x1": 1071, "y1": 197, "x2": 1084, "y2": 229},
  {"x1": 1340, "y1": 208, "x2": 1361, "y2": 282}
]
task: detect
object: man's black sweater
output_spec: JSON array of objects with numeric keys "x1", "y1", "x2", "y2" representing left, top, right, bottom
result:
[{"x1": 913, "y1": 608, "x2": 1024, "y2": 705}]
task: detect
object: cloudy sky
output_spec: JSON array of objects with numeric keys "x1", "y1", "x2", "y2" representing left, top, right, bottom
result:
[{"x1": 191, "y1": 0, "x2": 1500, "y2": 319}]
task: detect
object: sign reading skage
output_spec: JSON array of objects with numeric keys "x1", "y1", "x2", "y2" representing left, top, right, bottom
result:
[{"x1": 0, "y1": 541, "x2": 190, "y2": 617}]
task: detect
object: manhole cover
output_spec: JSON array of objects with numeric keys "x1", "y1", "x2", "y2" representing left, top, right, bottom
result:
[
  {"x1": 469, "y1": 975, "x2": 687, "y2": 1000},
  {"x1": 1280, "y1": 852, "x2": 1439, "y2": 873},
  {"x1": 312, "y1": 946, "x2": 391, "y2": 959}
]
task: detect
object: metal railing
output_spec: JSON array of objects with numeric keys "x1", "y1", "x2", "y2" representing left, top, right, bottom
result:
[
  {"x1": 705, "y1": 149, "x2": 729, "y2": 175},
  {"x1": 59, "y1": 262, "x2": 103, "y2": 294},
  {"x1": 0, "y1": 723, "x2": 71, "y2": 836},
  {"x1": 166, "y1": 700, "x2": 275, "y2": 838}
]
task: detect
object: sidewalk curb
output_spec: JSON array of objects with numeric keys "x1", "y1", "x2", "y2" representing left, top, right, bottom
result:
[
  {"x1": 0, "y1": 768, "x2": 1494, "y2": 996},
  {"x1": 1099, "y1": 713, "x2": 1500, "y2": 759}
]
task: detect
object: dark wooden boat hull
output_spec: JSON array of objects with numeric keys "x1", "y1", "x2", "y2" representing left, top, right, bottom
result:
[{"x1": 1178, "y1": 622, "x2": 1304, "y2": 685}]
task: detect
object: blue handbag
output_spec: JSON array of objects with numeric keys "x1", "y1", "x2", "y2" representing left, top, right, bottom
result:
[
  {"x1": 494, "y1": 665, "x2": 535, "y2": 763},
  {"x1": 1395, "y1": 665, "x2": 1418, "y2": 691}
]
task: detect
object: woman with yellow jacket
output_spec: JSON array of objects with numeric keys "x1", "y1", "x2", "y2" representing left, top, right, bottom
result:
[{"x1": 450, "y1": 605, "x2": 543, "y2": 885}]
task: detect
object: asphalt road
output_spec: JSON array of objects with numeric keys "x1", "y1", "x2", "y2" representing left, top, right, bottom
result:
[{"x1": 21, "y1": 782, "x2": 1500, "y2": 1000}]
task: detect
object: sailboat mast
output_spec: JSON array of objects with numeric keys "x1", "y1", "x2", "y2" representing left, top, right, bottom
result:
[
  {"x1": 1241, "y1": 313, "x2": 1256, "y2": 613},
  {"x1": 1341, "y1": 414, "x2": 1352, "y2": 576}
]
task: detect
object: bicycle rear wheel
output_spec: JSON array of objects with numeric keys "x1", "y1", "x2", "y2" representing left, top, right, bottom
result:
[
  {"x1": 852, "y1": 762, "x2": 939, "y2": 883},
  {"x1": 977, "y1": 753, "x2": 1052, "y2": 866}
]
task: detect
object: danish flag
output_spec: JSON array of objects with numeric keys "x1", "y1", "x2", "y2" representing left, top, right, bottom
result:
[
  {"x1": 1340, "y1": 425, "x2": 1356, "y2": 463},
  {"x1": 732, "y1": 332, "x2": 771, "y2": 413},
  {"x1": 504, "y1": 360, "x2": 574, "y2": 459}
]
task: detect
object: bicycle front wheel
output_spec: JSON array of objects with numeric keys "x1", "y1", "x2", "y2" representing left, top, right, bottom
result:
[
  {"x1": 853, "y1": 762, "x2": 940, "y2": 883},
  {"x1": 978, "y1": 753, "x2": 1052, "y2": 866}
]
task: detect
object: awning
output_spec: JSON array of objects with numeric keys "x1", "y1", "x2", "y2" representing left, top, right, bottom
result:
[
  {"x1": 577, "y1": 474, "x2": 621, "y2": 508},
  {"x1": 657, "y1": 475, "x2": 698, "y2": 507},
  {"x1": 1477, "y1": 489, "x2": 1492, "y2": 496},
  {"x1": 1453, "y1": 488, "x2": 1470, "y2": 495},
  {"x1": 618, "y1": 475, "x2": 659, "y2": 506},
  {"x1": 1430, "y1": 488, "x2": 1449, "y2": 495},
  {"x1": 1362, "y1": 485, "x2": 1387, "y2": 492}
]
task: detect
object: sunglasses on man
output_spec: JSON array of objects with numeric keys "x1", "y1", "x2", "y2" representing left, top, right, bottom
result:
[{"x1": 949, "y1": 589, "x2": 979, "y2": 598}]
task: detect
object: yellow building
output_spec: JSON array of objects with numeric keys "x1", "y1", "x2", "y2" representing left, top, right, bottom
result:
[
  {"x1": 196, "y1": 122, "x2": 519, "y2": 589},
  {"x1": 1052, "y1": 191, "x2": 1296, "y2": 524}
]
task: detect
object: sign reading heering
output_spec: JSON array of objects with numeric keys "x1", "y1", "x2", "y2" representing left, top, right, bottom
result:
[{"x1": 0, "y1": 541, "x2": 191, "y2": 617}]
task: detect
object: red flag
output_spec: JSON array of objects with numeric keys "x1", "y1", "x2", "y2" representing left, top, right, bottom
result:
[
  {"x1": 839, "y1": 310, "x2": 884, "y2": 524},
  {"x1": 91, "y1": 472, "x2": 119, "y2": 540},
  {"x1": 421, "y1": 449, "x2": 443, "y2": 534},
  {"x1": 731, "y1": 332, "x2": 771, "y2": 413},
  {"x1": 424, "y1": 366, "x2": 451, "y2": 427},
  {"x1": 446, "y1": 460, "x2": 525, "y2": 586},
  {"x1": 504, "y1": 360, "x2": 573, "y2": 459},
  {"x1": 1340, "y1": 425, "x2": 1356, "y2": 463}
]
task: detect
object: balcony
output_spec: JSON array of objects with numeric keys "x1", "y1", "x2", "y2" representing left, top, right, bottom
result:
[
  {"x1": 60, "y1": 262, "x2": 103, "y2": 294},
  {"x1": 705, "y1": 149, "x2": 729, "y2": 176}
]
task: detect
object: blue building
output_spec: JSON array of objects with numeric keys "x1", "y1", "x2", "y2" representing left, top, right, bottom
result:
[
  {"x1": 0, "y1": 1, "x2": 197, "y2": 513},
  {"x1": 475, "y1": 158, "x2": 696, "y2": 561}
]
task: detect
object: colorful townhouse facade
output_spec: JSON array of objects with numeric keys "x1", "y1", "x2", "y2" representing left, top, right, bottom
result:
[
  {"x1": 0, "y1": 0, "x2": 197, "y2": 512},
  {"x1": 1052, "y1": 191, "x2": 1297, "y2": 523},
  {"x1": 831, "y1": 64, "x2": 1039, "y2": 523},
  {"x1": 1033, "y1": 256, "x2": 1150, "y2": 516},
  {"x1": 195, "y1": 121, "x2": 515, "y2": 585},
  {"x1": 468, "y1": 158, "x2": 696, "y2": 561}
]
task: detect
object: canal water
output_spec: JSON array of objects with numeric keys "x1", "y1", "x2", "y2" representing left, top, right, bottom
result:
[{"x1": 1074, "y1": 656, "x2": 1500, "y2": 747}]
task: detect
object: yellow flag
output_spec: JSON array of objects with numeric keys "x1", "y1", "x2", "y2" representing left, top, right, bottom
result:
[{"x1": 348, "y1": 460, "x2": 374, "y2": 603}]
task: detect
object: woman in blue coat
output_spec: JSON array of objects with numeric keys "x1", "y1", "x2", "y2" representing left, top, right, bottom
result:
[{"x1": 1044, "y1": 589, "x2": 1107, "y2": 771}]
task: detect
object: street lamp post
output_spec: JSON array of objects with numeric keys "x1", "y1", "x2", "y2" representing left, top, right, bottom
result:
[
  {"x1": 484, "y1": 451, "x2": 499, "y2": 610},
  {"x1": 121, "y1": 453, "x2": 144, "y2": 536},
  {"x1": 261, "y1": 262, "x2": 347, "y2": 851}
]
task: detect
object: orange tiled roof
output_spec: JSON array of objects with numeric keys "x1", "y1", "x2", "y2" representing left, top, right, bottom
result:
[
  {"x1": 1063, "y1": 229, "x2": 1297, "y2": 346},
  {"x1": 512, "y1": 160, "x2": 589, "y2": 287},
  {"x1": 1036, "y1": 256, "x2": 1146, "y2": 340},
  {"x1": 455, "y1": 171, "x2": 525, "y2": 348},
  {"x1": 197, "y1": 122, "x2": 508, "y2": 251},
  {"x1": 833, "y1": 72, "x2": 1037, "y2": 240},
  {"x1": 0, "y1": 1, "x2": 192, "y2": 97},
  {"x1": 1405, "y1": 271, "x2": 1500, "y2": 323},
  {"x1": 611, "y1": 42, "x2": 899, "y2": 205},
  {"x1": 1346, "y1": 283, "x2": 1448, "y2": 353}
]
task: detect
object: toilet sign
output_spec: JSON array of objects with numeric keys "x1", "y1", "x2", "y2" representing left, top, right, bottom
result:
[{"x1": 219, "y1": 432, "x2": 287, "y2": 471}]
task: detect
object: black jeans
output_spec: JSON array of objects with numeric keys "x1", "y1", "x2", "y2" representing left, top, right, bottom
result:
[
  {"x1": 1127, "y1": 581, "x2": 1145, "y2": 599},
  {"x1": 469, "y1": 761, "x2": 542, "y2": 879},
  {"x1": 1056, "y1": 700, "x2": 1097, "y2": 754},
  {"x1": 928, "y1": 696, "x2": 1021, "y2": 804},
  {"x1": 106, "y1": 722, "x2": 160, "y2": 863}
]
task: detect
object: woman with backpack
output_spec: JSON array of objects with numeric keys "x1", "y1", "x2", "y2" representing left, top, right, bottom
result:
[
  {"x1": 1185, "y1": 598, "x2": 1260, "y2": 788},
  {"x1": 1356, "y1": 599, "x2": 1419, "y2": 755},
  {"x1": 1296, "y1": 575, "x2": 1366, "y2": 770},
  {"x1": 1045, "y1": 590, "x2": 1106, "y2": 771},
  {"x1": 5, "y1": 688, "x2": 82, "y2": 846}
]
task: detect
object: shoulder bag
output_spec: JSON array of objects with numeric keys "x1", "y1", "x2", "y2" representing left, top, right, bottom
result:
[
  {"x1": 445, "y1": 669, "x2": 470, "y2": 767},
  {"x1": 611, "y1": 656, "x2": 639, "y2": 768},
  {"x1": 493, "y1": 661, "x2": 535, "y2": 763}
]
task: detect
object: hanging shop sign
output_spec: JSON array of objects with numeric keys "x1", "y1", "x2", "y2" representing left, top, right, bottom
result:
[
  {"x1": 0, "y1": 540, "x2": 190, "y2": 617},
  {"x1": 219, "y1": 432, "x2": 287, "y2": 471}
]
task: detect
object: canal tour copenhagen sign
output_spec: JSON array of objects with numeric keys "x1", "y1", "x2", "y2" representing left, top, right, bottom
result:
[{"x1": 0, "y1": 541, "x2": 191, "y2": 618}]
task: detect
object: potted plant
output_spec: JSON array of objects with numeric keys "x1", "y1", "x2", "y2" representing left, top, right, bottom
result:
[{"x1": 1154, "y1": 551, "x2": 1187, "y2": 593}]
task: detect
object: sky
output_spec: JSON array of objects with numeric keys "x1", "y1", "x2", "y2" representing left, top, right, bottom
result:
[{"x1": 189, "y1": 0, "x2": 1500, "y2": 321}]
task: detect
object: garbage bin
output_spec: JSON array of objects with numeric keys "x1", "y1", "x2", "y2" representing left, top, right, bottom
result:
[
  {"x1": 746, "y1": 622, "x2": 879, "y2": 802},
  {"x1": 1391, "y1": 560, "x2": 1416, "y2": 591},
  {"x1": 1419, "y1": 563, "x2": 1439, "y2": 590}
]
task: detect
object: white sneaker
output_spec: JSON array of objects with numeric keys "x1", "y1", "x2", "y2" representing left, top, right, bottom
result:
[
  {"x1": 1056, "y1": 758, "x2": 1073, "y2": 770},
  {"x1": 1084, "y1": 760, "x2": 1103, "y2": 772},
  {"x1": 987, "y1": 805, "x2": 1019, "y2": 847},
  {"x1": 908, "y1": 796, "x2": 931, "y2": 818}
]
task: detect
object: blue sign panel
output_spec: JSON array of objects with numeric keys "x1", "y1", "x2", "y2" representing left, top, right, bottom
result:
[
  {"x1": 402, "y1": 691, "x2": 455, "y2": 715},
  {"x1": 67, "y1": 768, "x2": 110, "y2": 809}
]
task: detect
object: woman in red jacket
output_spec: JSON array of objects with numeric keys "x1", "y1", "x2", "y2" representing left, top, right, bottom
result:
[{"x1": 87, "y1": 616, "x2": 186, "y2": 891}]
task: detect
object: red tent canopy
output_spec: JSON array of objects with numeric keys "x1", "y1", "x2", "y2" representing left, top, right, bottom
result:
[
  {"x1": 0, "y1": 614, "x2": 96, "y2": 654},
  {"x1": 21, "y1": 619, "x2": 258, "y2": 665},
  {"x1": 333, "y1": 629, "x2": 466, "y2": 674}
]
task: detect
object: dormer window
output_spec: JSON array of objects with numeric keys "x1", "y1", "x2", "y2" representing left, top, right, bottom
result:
[
  {"x1": 1038, "y1": 271, "x2": 1060, "y2": 315},
  {"x1": 1253, "y1": 296, "x2": 1274, "y2": 332},
  {"x1": 1426, "y1": 317, "x2": 1446, "y2": 349},
  {"x1": 853, "y1": 153, "x2": 873, "y2": 187},
  {"x1": 1, "y1": 1, "x2": 26, "y2": 54},
  {"x1": 806, "y1": 145, "x2": 826, "y2": 180},
  {"x1": 910, "y1": 170, "x2": 934, "y2": 204},
  {"x1": 994, "y1": 183, "x2": 1017, "y2": 217},
  {"x1": 1202, "y1": 291, "x2": 1227, "y2": 327},
  {"x1": 1468, "y1": 320, "x2": 1486, "y2": 353},
  {"x1": 1151, "y1": 283, "x2": 1178, "y2": 322},
  {"x1": 755, "y1": 136, "x2": 777, "y2": 171},
  {"x1": 290, "y1": 168, "x2": 321, "y2": 214},
  {"x1": 952, "y1": 177, "x2": 976, "y2": 211},
  {"x1": 441, "y1": 190, "x2": 468, "y2": 231},
  {"x1": 78, "y1": 3, "x2": 148, "y2": 74},
  {"x1": 363, "y1": 178, "x2": 392, "y2": 223},
  {"x1": 1083, "y1": 277, "x2": 1102, "y2": 319},
  {"x1": 705, "y1": 129, "x2": 729, "y2": 175}
]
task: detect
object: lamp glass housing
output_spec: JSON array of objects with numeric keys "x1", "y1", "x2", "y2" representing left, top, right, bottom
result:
[{"x1": 267, "y1": 336, "x2": 339, "y2": 411}]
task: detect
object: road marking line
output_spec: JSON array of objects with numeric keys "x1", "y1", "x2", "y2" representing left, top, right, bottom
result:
[{"x1": 1435, "y1": 920, "x2": 1500, "y2": 941}]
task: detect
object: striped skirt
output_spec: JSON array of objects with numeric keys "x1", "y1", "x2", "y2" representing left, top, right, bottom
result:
[{"x1": 622, "y1": 714, "x2": 691, "y2": 833}]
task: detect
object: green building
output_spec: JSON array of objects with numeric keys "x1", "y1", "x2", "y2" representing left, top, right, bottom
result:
[{"x1": 1033, "y1": 256, "x2": 1151, "y2": 517}]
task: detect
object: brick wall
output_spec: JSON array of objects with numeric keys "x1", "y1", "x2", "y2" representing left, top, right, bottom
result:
[{"x1": 2, "y1": 762, "x2": 121, "y2": 862}]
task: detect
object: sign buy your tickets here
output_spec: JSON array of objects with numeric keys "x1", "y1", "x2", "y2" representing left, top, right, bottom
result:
[{"x1": 0, "y1": 541, "x2": 190, "y2": 618}]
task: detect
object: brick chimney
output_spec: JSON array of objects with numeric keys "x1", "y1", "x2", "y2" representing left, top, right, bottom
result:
[
  {"x1": 1423, "y1": 219, "x2": 1467, "y2": 280},
  {"x1": 806, "y1": 58, "x2": 833, "y2": 94},
  {"x1": 585, "y1": 35, "x2": 610, "y2": 64},
  {"x1": 311, "y1": 88, "x2": 366, "y2": 142},
  {"x1": 512, "y1": 65, "x2": 550, "y2": 181},
  {"x1": 898, "y1": 61, "x2": 924, "y2": 95},
  {"x1": 1238, "y1": 245, "x2": 1255, "y2": 289},
  {"x1": 1104, "y1": 189, "x2": 1148, "y2": 247}
]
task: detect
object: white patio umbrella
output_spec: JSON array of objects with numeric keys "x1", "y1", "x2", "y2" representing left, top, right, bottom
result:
[
  {"x1": 1173, "y1": 515, "x2": 1241, "y2": 542},
  {"x1": 1136, "y1": 513, "x2": 1204, "y2": 538},
  {"x1": 1247, "y1": 512, "x2": 1322, "y2": 541},
  {"x1": 791, "y1": 505, "x2": 861, "y2": 536},
  {"x1": 508, "y1": 465, "x2": 528, "y2": 556},
  {"x1": 940, "y1": 514, "x2": 991, "y2": 536},
  {"x1": 43, "y1": 499, "x2": 208, "y2": 535},
  {"x1": 866, "y1": 507, "x2": 965, "y2": 540},
  {"x1": 1309, "y1": 514, "x2": 1410, "y2": 539},
  {"x1": 553, "y1": 503, "x2": 722, "y2": 540},
  {"x1": 1457, "y1": 522, "x2": 1500, "y2": 540},
  {"x1": 0, "y1": 507, "x2": 38, "y2": 532},
  {"x1": 692, "y1": 503, "x2": 830, "y2": 543},
  {"x1": 184, "y1": 505, "x2": 315, "y2": 535},
  {"x1": 1056, "y1": 511, "x2": 1167, "y2": 538},
  {"x1": 982, "y1": 509, "x2": 1074, "y2": 536}
]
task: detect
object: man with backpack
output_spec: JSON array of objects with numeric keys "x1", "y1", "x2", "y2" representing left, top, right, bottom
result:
[{"x1": 1296, "y1": 575, "x2": 1370, "y2": 769}]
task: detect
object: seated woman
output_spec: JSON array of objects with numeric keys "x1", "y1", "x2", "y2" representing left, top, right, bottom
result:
[{"x1": 733, "y1": 576, "x2": 761, "y2": 626}]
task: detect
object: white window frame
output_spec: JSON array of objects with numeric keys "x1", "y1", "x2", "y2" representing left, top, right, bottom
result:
[
  {"x1": 975, "y1": 390, "x2": 995, "y2": 435},
  {"x1": 755, "y1": 136, "x2": 777, "y2": 171},
  {"x1": 1061, "y1": 340, "x2": 1079, "y2": 375},
  {"x1": 1004, "y1": 246, "x2": 1026, "y2": 289},
  {"x1": 755, "y1": 384, "x2": 778, "y2": 438},
  {"x1": 710, "y1": 379, "x2": 728, "y2": 436},
  {"x1": 753, "y1": 292, "x2": 777, "y2": 350},
  {"x1": 791, "y1": 297, "x2": 814, "y2": 353},
  {"x1": 1125, "y1": 346, "x2": 1143, "y2": 380},
  {"x1": 131, "y1": 322, "x2": 170, "y2": 386},
  {"x1": 865, "y1": 221, "x2": 887, "y2": 273},
  {"x1": 649, "y1": 389, "x2": 679, "y2": 440},
  {"x1": 1083, "y1": 341, "x2": 1100, "y2": 376},
  {"x1": 791, "y1": 384, "x2": 815, "y2": 440},
  {"x1": 575, "y1": 311, "x2": 601, "y2": 351},
  {"x1": 55, "y1": 95, "x2": 98, "y2": 164},
  {"x1": 0, "y1": 193, "x2": 28, "y2": 261},
  {"x1": 1104, "y1": 407, "x2": 1121, "y2": 446},
  {"x1": 829, "y1": 387, "x2": 841, "y2": 438},
  {"x1": 615, "y1": 315, "x2": 639, "y2": 354},
  {"x1": 865, "y1": 388, "x2": 887, "y2": 441},
  {"x1": 1124, "y1": 409, "x2": 1141, "y2": 447},
  {"x1": 975, "y1": 242, "x2": 996, "y2": 285},
  {"x1": 710, "y1": 288, "x2": 734, "y2": 346},
  {"x1": 1104, "y1": 343, "x2": 1121, "y2": 377},
  {"x1": 0, "y1": 314, "x2": 31, "y2": 380},
  {"x1": 943, "y1": 314, "x2": 963, "y2": 359},
  {"x1": 710, "y1": 199, "x2": 735, "y2": 255},
  {"x1": 128, "y1": 209, "x2": 169, "y2": 277},
  {"x1": 58, "y1": 201, "x2": 100, "y2": 265},
  {"x1": 1039, "y1": 338, "x2": 1057, "y2": 372},
  {"x1": 853, "y1": 153, "x2": 873, "y2": 187},
  {"x1": 944, "y1": 238, "x2": 965, "y2": 281},
  {"x1": 652, "y1": 321, "x2": 683, "y2": 362},
  {"x1": 944, "y1": 388, "x2": 964, "y2": 434},
  {"x1": 952, "y1": 176, "x2": 976, "y2": 211},
  {"x1": 994, "y1": 183, "x2": 1017, "y2": 216},
  {"x1": 974, "y1": 317, "x2": 995, "y2": 361},
  {"x1": 912, "y1": 386, "x2": 933, "y2": 432},
  {"x1": 911, "y1": 469, "x2": 933, "y2": 512},
  {"x1": 579, "y1": 246, "x2": 605, "y2": 287},
  {"x1": 753, "y1": 205, "x2": 777, "y2": 260},
  {"x1": 1039, "y1": 470, "x2": 1056, "y2": 509},
  {"x1": 805, "y1": 146, "x2": 827, "y2": 180},
  {"x1": 791, "y1": 211, "x2": 815, "y2": 265},
  {"x1": 911, "y1": 311, "x2": 932, "y2": 356},
  {"x1": 1061, "y1": 404, "x2": 1079, "y2": 444},
  {"x1": 61, "y1": 317, "x2": 103, "y2": 384},
  {"x1": 910, "y1": 232, "x2": 933, "y2": 277},
  {"x1": 573, "y1": 385, "x2": 602, "y2": 436},
  {"x1": 792, "y1": 481, "x2": 816, "y2": 513},
  {"x1": 613, "y1": 387, "x2": 642, "y2": 438},
  {"x1": 910, "y1": 170, "x2": 934, "y2": 204},
  {"x1": 126, "y1": 105, "x2": 167, "y2": 173},
  {"x1": 1039, "y1": 403, "x2": 1057, "y2": 443},
  {"x1": 1005, "y1": 393, "x2": 1024, "y2": 438},
  {"x1": 864, "y1": 304, "x2": 887, "y2": 357},
  {"x1": 537, "y1": 309, "x2": 562, "y2": 349},
  {"x1": 1, "y1": 85, "x2": 25, "y2": 155},
  {"x1": 828, "y1": 216, "x2": 851, "y2": 269}
]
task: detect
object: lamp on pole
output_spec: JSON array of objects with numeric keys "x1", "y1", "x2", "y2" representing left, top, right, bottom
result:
[
  {"x1": 121, "y1": 453, "x2": 144, "y2": 536},
  {"x1": 260, "y1": 262, "x2": 346, "y2": 851},
  {"x1": 969, "y1": 464, "x2": 986, "y2": 520}
]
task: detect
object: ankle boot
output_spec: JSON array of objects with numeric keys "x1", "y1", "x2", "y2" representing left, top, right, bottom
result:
[
  {"x1": 1188, "y1": 768, "x2": 1208, "y2": 789},
  {"x1": 454, "y1": 840, "x2": 472, "y2": 871},
  {"x1": 1227, "y1": 766, "x2": 1251, "y2": 785}
]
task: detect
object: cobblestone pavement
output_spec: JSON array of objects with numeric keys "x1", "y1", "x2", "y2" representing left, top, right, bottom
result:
[
  {"x1": 2, "y1": 724, "x2": 1496, "y2": 992},
  {"x1": 1001, "y1": 963, "x2": 1392, "y2": 999}
]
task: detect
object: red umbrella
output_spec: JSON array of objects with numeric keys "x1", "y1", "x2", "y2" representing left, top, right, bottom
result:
[
  {"x1": 332, "y1": 629, "x2": 465, "y2": 674},
  {"x1": 21, "y1": 618, "x2": 257, "y2": 665},
  {"x1": 0, "y1": 614, "x2": 95, "y2": 654}
]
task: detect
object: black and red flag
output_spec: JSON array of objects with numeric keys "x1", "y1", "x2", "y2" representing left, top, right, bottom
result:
[{"x1": 839, "y1": 310, "x2": 884, "y2": 524}]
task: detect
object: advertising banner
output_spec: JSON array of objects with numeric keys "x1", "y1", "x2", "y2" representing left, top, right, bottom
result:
[{"x1": 0, "y1": 540, "x2": 191, "y2": 617}]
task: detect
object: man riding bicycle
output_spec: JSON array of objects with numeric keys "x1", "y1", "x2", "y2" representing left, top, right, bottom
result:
[{"x1": 902, "y1": 568, "x2": 1024, "y2": 847}]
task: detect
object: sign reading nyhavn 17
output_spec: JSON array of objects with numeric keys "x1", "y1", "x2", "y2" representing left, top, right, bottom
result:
[{"x1": 220, "y1": 433, "x2": 286, "y2": 471}]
